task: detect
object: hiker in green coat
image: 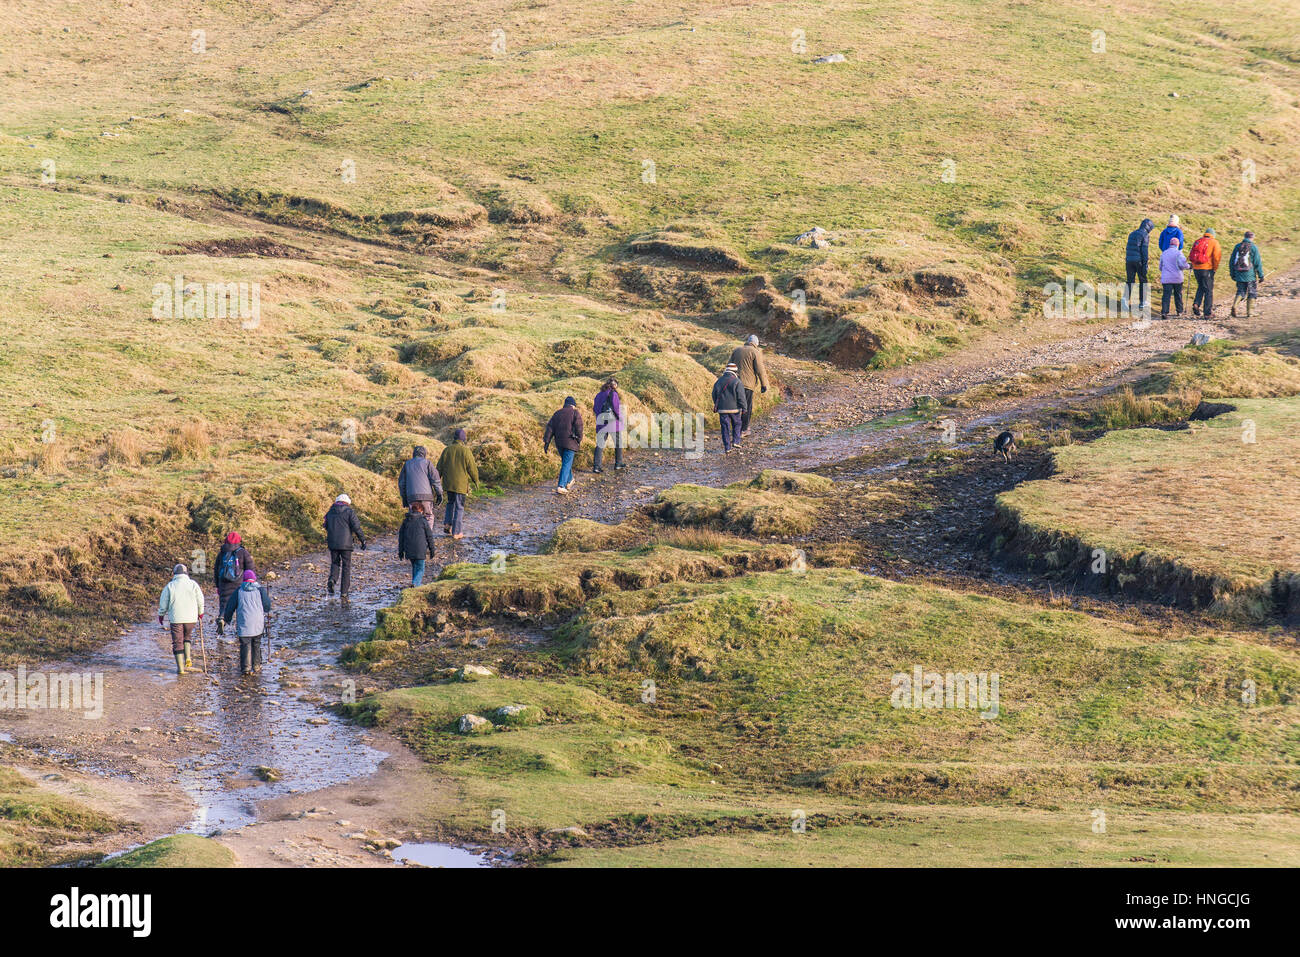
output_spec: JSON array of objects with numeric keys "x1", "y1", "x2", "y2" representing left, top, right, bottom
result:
[
  {"x1": 436, "y1": 429, "x2": 480, "y2": 540},
  {"x1": 1228, "y1": 230, "x2": 1265, "y2": 318}
]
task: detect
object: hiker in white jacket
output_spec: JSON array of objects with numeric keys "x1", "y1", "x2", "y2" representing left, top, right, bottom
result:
[{"x1": 158, "y1": 564, "x2": 204, "y2": 675}]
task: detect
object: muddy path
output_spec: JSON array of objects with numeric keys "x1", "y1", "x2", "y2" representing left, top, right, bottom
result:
[{"x1": 4, "y1": 247, "x2": 1296, "y2": 866}]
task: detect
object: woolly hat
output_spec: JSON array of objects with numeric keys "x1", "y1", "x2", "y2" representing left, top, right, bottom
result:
[
  {"x1": 336, "y1": 493, "x2": 351, "y2": 505},
  {"x1": 173, "y1": 563, "x2": 187, "y2": 575},
  {"x1": 242, "y1": 570, "x2": 257, "y2": 582},
  {"x1": 454, "y1": 428, "x2": 467, "y2": 442},
  {"x1": 225, "y1": 532, "x2": 241, "y2": 545}
]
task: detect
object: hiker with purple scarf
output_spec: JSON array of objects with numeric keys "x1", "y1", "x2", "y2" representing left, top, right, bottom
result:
[{"x1": 592, "y1": 379, "x2": 625, "y2": 473}]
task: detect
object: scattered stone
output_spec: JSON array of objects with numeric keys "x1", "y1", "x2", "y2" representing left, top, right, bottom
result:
[
  {"x1": 813, "y1": 53, "x2": 846, "y2": 63},
  {"x1": 455, "y1": 664, "x2": 494, "y2": 682},
  {"x1": 306, "y1": 716, "x2": 329, "y2": 725},
  {"x1": 545, "y1": 825, "x2": 589, "y2": 838},
  {"x1": 253, "y1": 766, "x2": 283, "y2": 783},
  {"x1": 458, "y1": 713, "x2": 492, "y2": 734},
  {"x1": 794, "y1": 226, "x2": 829, "y2": 247},
  {"x1": 1189, "y1": 333, "x2": 1212, "y2": 346}
]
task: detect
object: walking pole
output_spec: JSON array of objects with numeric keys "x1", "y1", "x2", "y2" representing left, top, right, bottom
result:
[
  {"x1": 198, "y1": 617, "x2": 209, "y2": 674},
  {"x1": 265, "y1": 583, "x2": 273, "y2": 663}
]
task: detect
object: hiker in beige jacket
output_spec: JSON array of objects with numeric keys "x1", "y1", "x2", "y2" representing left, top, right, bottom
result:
[{"x1": 728, "y1": 334, "x2": 770, "y2": 435}]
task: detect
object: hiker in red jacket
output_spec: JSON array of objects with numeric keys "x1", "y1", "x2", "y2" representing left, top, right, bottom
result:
[{"x1": 1188, "y1": 228, "x2": 1222, "y2": 317}]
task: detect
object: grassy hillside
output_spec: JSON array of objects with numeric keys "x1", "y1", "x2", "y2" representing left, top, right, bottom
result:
[
  {"x1": 4, "y1": 0, "x2": 1300, "y2": 658},
  {"x1": 347, "y1": 563, "x2": 1299, "y2": 864}
]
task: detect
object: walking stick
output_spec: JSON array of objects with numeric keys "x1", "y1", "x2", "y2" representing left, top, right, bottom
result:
[
  {"x1": 198, "y1": 617, "x2": 209, "y2": 674},
  {"x1": 265, "y1": 583, "x2": 273, "y2": 663}
]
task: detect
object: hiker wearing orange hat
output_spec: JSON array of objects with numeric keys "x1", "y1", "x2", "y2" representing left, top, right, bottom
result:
[{"x1": 214, "y1": 531, "x2": 255, "y2": 611}]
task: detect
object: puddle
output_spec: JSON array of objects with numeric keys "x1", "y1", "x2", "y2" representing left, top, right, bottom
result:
[{"x1": 391, "y1": 842, "x2": 494, "y2": 868}]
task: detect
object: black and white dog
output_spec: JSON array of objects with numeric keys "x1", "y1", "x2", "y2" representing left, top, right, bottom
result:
[{"x1": 994, "y1": 430, "x2": 1018, "y2": 463}]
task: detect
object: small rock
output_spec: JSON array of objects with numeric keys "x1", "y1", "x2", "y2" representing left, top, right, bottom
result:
[
  {"x1": 813, "y1": 53, "x2": 846, "y2": 63},
  {"x1": 1189, "y1": 333, "x2": 1212, "y2": 346},
  {"x1": 545, "y1": 825, "x2": 589, "y2": 838},
  {"x1": 253, "y1": 766, "x2": 283, "y2": 783},
  {"x1": 456, "y1": 664, "x2": 494, "y2": 682},
  {"x1": 458, "y1": 713, "x2": 492, "y2": 734}
]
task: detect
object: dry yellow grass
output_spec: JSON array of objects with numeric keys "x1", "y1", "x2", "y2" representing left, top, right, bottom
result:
[{"x1": 998, "y1": 396, "x2": 1300, "y2": 619}]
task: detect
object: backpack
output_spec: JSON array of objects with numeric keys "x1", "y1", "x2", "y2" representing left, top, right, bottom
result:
[
  {"x1": 598, "y1": 391, "x2": 614, "y2": 416},
  {"x1": 1232, "y1": 243, "x2": 1251, "y2": 273},
  {"x1": 218, "y1": 547, "x2": 241, "y2": 583},
  {"x1": 1190, "y1": 236, "x2": 1211, "y2": 265}
]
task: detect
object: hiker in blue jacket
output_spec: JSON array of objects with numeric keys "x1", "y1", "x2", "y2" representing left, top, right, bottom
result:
[{"x1": 1158, "y1": 214, "x2": 1184, "y2": 252}]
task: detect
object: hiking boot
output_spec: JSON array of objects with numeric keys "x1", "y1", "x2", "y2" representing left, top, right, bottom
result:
[
  {"x1": 614, "y1": 463, "x2": 627, "y2": 470},
  {"x1": 327, "y1": 580, "x2": 335, "y2": 596},
  {"x1": 592, "y1": 467, "x2": 604, "y2": 474},
  {"x1": 555, "y1": 486, "x2": 568, "y2": 495},
  {"x1": 251, "y1": 638, "x2": 262, "y2": 672},
  {"x1": 443, "y1": 525, "x2": 451, "y2": 534}
]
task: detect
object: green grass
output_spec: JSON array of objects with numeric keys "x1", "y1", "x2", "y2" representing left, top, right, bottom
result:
[
  {"x1": 351, "y1": 568, "x2": 1299, "y2": 863},
  {"x1": 101, "y1": 834, "x2": 237, "y2": 868}
]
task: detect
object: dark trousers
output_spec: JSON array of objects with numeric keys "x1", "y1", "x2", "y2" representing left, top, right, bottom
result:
[
  {"x1": 328, "y1": 549, "x2": 353, "y2": 596},
  {"x1": 169, "y1": 621, "x2": 195, "y2": 654},
  {"x1": 443, "y1": 492, "x2": 465, "y2": 534},
  {"x1": 1125, "y1": 262, "x2": 1148, "y2": 309},
  {"x1": 238, "y1": 633, "x2": 262, "y2": 674},
  {"x1": 719, "y1": 412, "x2": 743, "y2": 451},
  {"x1": 592, "y1": 429, "x2": 623, "y2": 470},
  {"x1": 1160, "y1": 282, "x2": 1184, "y2": 317},
  {"x1": 1192, "y1": 269, "x2": 1215, "y2": 315},
  {"x1": 740, "y1": 389, "x2": 755, "y2": 432}
]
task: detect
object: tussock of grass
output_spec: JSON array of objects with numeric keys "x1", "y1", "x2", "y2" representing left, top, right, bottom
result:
[
  {"x1": 0, "y1": 768, "x2": 119, "y2": 867},
  {"x1": 372, "y1": 540, "x2": 796, "y2": 639},
  {"x1": 649, "y1": 472, "x2": 831, "y2": 536},
  {"x1": 101, "y1": 834, "x2": 236, "y2": 868}
]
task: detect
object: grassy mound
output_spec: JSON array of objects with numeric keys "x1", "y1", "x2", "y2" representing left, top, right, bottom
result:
[
  {"x1": 353, "y1": 569, "x2": 1299, "y2": 863},
  {"x1": 372, "y1": 539, "x2": 797, "y2": 639},
  {"x1": 649, "y1": 471, "x2": 831, "y2": 536},
  {"x1": 998, "y1": 396, "x2": 1300, "y2": 620},
  {"x1": 101, "y1": 834, "x2": 237, "y2": 868},
  {"x1": 0, "y1": 767, "x2": 119, "y2": 866}
]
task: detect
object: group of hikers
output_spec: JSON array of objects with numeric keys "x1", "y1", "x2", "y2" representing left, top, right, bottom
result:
[
  {"x1": 155, "y1": 532, "x2": 270, "y2": 677},
  {"x1": 1124, "y1": 215, "x2": 1266, "y2": 319},
  {"x1": 155, "y1": 336, "x2": 772, "y2": 675}
]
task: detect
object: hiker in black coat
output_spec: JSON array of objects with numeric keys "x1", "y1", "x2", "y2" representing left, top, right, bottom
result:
[
  {"x1": 1124, "y1": 218, "x2": 1154, "y2": 312},
  {"x1": 323, "y1": 493, "x2": 366, "y2": 598},
  {"x1": 397, "y1": 505, "x2": 437, "y2": 586}
]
